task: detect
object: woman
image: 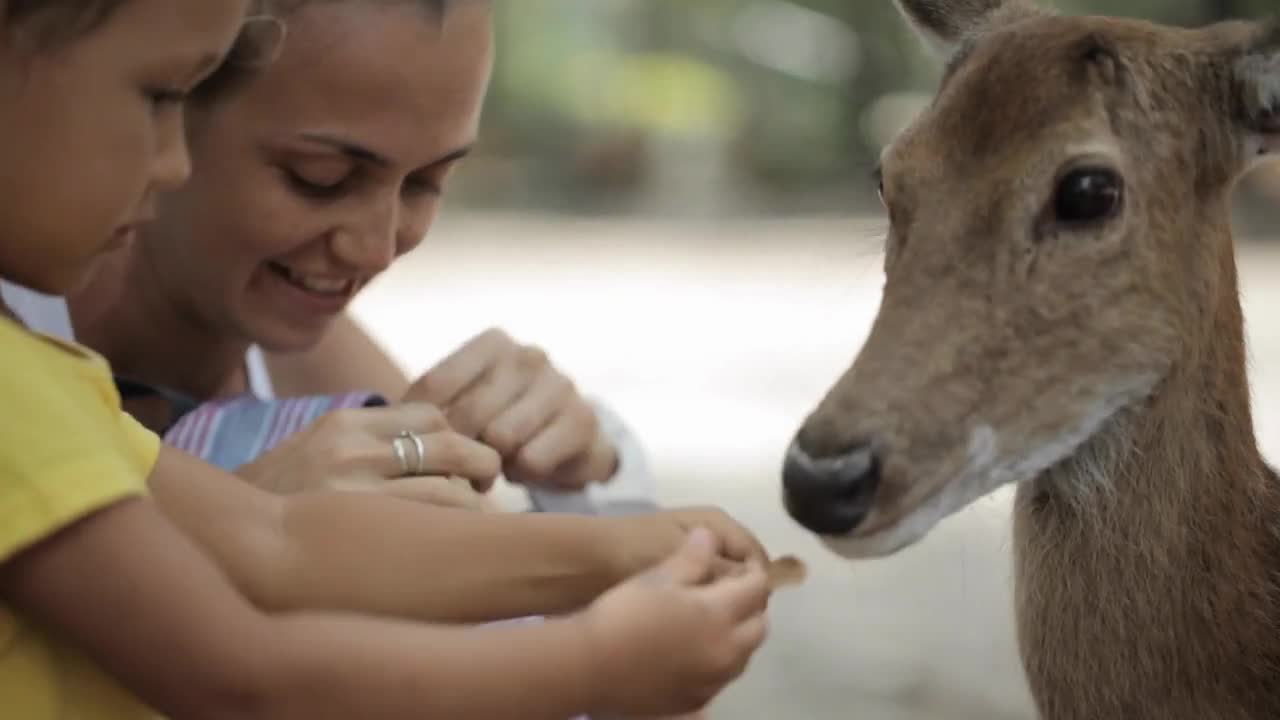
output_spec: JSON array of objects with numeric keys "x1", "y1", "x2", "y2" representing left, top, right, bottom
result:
[
  {"x1": 32, "y1": 0, "x2": 658, "y2": 517},
  {"x1": 0, "y1": 0, "x2": 766, "y2": 626}
]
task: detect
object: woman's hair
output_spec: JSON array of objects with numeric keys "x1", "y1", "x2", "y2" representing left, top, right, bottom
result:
[
  {"x1": 3, "y1": 0, "x2": 129, "y2": 48},
  {"x1": 192, "y1": 0, "x2": 459, "y2": 105}
]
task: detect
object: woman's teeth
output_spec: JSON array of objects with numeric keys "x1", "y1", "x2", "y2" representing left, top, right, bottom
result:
[
  {"x1": 270, "y1": 263, "x2": 353, "y2": 296},
  {"x1": 297, "y1": 276, "x2": 350, "y2": 294}
]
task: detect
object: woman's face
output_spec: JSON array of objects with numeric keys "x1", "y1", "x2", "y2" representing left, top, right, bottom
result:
[{"x1": 142, "y1": 0, "x2": 493, "y2": 351}]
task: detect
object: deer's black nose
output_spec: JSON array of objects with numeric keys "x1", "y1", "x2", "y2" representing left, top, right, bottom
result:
[{"x1": 782, "y1": 439, "x2": 881, "y2": 536}]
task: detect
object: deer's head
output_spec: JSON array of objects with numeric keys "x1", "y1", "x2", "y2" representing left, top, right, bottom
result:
[{"x1": 783, "y1": 0, "x2": 1280, "y2": 557}]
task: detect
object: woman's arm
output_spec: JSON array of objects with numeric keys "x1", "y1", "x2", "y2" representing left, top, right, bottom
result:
[{"x1": 150, "y1": 445, "x2": 765, "y2": 622}]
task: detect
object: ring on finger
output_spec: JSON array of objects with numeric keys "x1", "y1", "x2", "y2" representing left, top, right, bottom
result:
[
  {"x1": 410, "y1": 432, "x2": 427, "y2": 475},
  {"x1": 392, "y1": 433, "x2": 413, "y2": 476},
  {"x1": 397, "y1": 429, "x2": 428, "y2": 476}
]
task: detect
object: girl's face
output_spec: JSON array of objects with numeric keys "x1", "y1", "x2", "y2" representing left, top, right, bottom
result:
[
  {"x1": 140, "y1": 1, "x2": 494, "y2": 352},
  {"x1": 0, "y1": 0, "x2": 248, "y2": 295}
]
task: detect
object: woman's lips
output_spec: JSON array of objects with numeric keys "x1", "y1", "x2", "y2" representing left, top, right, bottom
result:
[{"x1": 266, "y1": 261, "x2": 356, "y2": 298}]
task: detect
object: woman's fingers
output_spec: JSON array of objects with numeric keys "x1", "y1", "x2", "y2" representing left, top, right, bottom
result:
[
  {"x1": 483, "y1": 366, "x2": 572, "y2": 455},
  {"x1": 507, "y1": 402, "x2": 613, "y2": 489},
  {"x1": 443, "y1": 352, "x2": 533, "y2": 439},
  {"x1": 404, "y1": 328, "x2": 512, "y2": 407},
  {"x1": 365, "y1": 430, "x2": 502, "y2": 489},
  {"x1": 357, "y1": 402, "x2": 451, "y2": 438},
  {"x1": 309, "y1": 404, "x2": 501, "y2": 488}
]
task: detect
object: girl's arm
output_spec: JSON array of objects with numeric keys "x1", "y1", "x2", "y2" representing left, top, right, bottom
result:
[
  {"x1": 149, "y1": 445, "x2": 765, "y2": 622},
  {"x1": 2, "y1": 488, "x2": 768, "y2": 719}
]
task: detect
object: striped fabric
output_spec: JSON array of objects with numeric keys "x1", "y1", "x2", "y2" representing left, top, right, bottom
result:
[{"x1": 163, "y1": 391, "x2": 387, "y2": 471}]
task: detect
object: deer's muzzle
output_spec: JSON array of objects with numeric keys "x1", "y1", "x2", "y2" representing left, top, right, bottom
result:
[{"x1": 782, "y1": 439, "x2": 881, "y2": 535}]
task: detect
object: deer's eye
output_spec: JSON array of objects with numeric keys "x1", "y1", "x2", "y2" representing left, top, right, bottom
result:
[{"x1": 1054, "y1": 168, "x2": 1122, "y2": 223}]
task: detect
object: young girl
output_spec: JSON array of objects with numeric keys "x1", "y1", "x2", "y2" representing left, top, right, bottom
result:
[{"x1": 0, "y1": 2, "x2": 772, "y2": 719}]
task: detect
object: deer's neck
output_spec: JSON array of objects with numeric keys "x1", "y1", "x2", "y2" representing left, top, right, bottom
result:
[{"x1": 1011, "y1": 235, "x2": 1280, "y2": 719}]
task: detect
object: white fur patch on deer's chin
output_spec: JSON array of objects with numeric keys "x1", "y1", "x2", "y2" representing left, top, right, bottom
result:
[
  {"x1": 1237, "y1": 51, "x2": 1280, "y2": 161},
  {"x1": 819, "y1": 376, "x2": 1157, "y2": 560}
]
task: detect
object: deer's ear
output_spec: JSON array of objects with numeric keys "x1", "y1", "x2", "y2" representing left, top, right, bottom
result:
[
  {"x1": 895, "y1": 0, "x2": 1045, "y2": 57},
  {"x1": 1232, "y1": 20, "x2": 1280, "y2": 162}
]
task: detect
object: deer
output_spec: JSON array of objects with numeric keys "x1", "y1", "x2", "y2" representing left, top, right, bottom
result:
[{"x1": 779, "y1": 1, "x2": 1280, "y2": 717}]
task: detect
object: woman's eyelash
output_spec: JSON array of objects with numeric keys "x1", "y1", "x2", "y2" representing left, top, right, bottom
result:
[
  {"x1": 283, "y1": 166, "x2": 447, "y2": 200},
  {"x1": 403, "y1": 175, "x2": 441, "y2": 196},
  {"x1": 285, "y1": 169, "x2": 349, "y2": 199},
  {"x1": 147, "y1": 88, "x2": 188, "y2": 107}
]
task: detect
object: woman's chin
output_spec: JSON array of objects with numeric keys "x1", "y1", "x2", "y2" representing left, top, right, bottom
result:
[{"x1": 244, "y1": 318, "x2": 332, "y2": 356}]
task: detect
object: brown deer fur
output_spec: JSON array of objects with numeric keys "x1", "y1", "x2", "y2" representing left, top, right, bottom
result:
[{"x1": 788, "y1": 2, "x2": 1280, "y2": 717}]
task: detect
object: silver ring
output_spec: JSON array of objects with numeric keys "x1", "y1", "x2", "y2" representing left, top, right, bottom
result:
[
  {"x1": 396, "y1": 430, "x2": 427, "y2": 476},
  {"x1": 409, "y1": 432, "x2": 427, "y2": 475},
  {"x1": 392, "y1": 433, "x2": 412, "y2": 476}
]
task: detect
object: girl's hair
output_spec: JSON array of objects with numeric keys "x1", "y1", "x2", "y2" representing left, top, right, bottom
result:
[
  {"x1": 193, "y1": 0, "x2": 457, "y2": 104},
  {"x1": 4, "y1": 0, "x2": 129, "y2": 48}
]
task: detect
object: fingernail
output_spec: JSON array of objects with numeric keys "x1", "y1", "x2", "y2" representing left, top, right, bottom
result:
[{"x1": 687, "y1": 526, "x2": 714, "y2": 547}]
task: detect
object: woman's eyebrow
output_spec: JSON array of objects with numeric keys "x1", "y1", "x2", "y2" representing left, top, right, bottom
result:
[
  {"x1": 299, "y1": 132, "x2": 390, "y2": 167},
  {"x1": 297, "y1": 132, "x2": 474, "y2": 169},
  {"x1": 427, "y1": 145, "x2": 473, "y2": 168}
]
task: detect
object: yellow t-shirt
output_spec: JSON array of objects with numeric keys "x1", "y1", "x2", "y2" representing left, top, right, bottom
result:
[{"x1": 0, "y1": 315, "x2": 161, "y2": 720}]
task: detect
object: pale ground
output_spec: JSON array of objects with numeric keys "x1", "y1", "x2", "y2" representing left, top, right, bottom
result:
[{"x1": 348, "y1": 214, "x2": 1280, "y2": 720}]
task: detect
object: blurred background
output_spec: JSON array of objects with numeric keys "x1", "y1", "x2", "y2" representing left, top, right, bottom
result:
[
  {"x1": 349, "y1": 1, "x2": 1280, "y2": 718},
  {"x1": 457, "y1": 0, "x2": 1280, "y2": 222}
]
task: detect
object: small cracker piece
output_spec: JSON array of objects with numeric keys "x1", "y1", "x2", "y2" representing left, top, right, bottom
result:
[{"x1": 767, "y1": 555, "x2": 808, "y2": 590}]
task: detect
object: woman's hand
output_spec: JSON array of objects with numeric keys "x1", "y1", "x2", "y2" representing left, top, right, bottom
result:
[
  {"x1": 405, "y1": 329, "x2": 619, "y2": 491},
  {"x1": 235, "y1": 402, "x2": 502, "y2": 511}
]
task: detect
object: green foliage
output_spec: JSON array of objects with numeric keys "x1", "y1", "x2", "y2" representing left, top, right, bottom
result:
[{"x1": 463, "y1": 0, "x2": 1273, "y2": 215}]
